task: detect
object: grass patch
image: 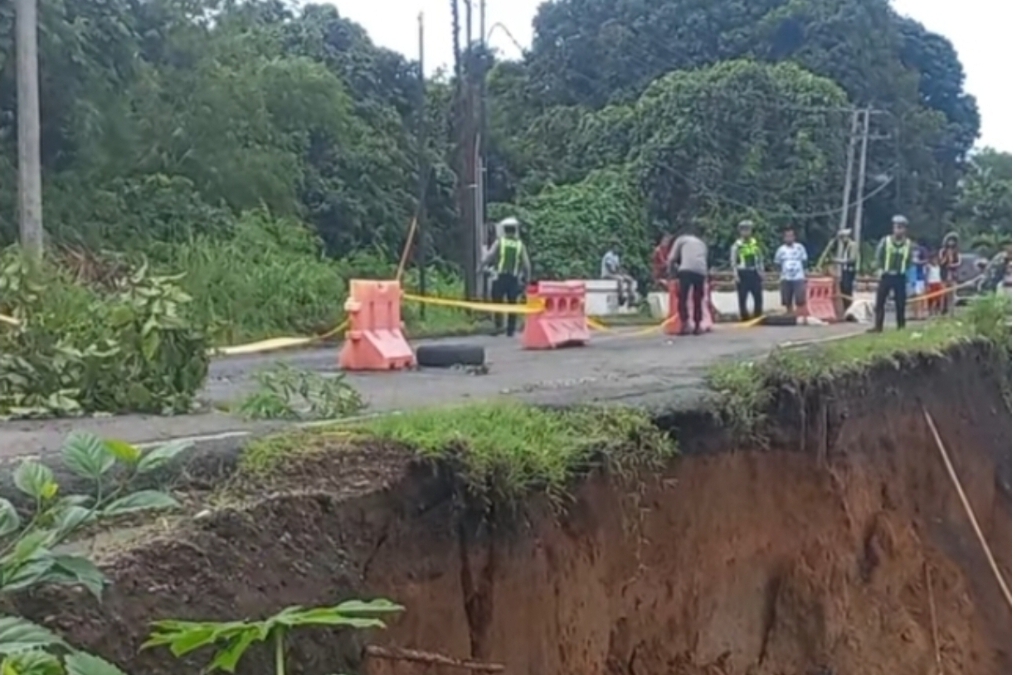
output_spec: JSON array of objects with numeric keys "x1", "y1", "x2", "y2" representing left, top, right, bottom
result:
[
  {"x1": 240, "y1": 401, "x2": 675, "y2": 500},
  {"x1": 706, "y1": 296, "x2": 1012, "y2": 438}
]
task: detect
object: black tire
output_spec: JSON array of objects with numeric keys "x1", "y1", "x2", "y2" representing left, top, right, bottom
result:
[
  {"x1": 416, "y1": 343, "x2": 486, "y2": 368},
  {"x1": 759, "y1": 314, "x2": 799, "y2": 327}
]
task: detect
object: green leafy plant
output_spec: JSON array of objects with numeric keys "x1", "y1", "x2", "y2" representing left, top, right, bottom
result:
[
  {"x1": 144, "y1": 599, "x2": 404, "y2": 674},
  {"x1": 0, "y1": 250, "x2": 209, "y2": 419},
  {"x1": 237, "y1": 364, "x2": 365, "y2": 421},
  {"x1": 0, "y1": 433, "x2": 189, "y2": 675}
]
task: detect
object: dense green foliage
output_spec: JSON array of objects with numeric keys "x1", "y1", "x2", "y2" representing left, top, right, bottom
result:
[
  {"x1": 0, "y1": 0, "x2": 1005, "y2": 344},
  {"x1": 0, "y1": 434, "x2": 187, "y2": 675},
  {"x1": 0, "y1": 252, "x2": 208, "y2": 419}
]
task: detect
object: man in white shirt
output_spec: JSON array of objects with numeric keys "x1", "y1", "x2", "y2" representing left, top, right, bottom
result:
[
  {"x1": 774, "y1": 227, "x2": 808, "y2": 314},
  {"x1": 600, "y1": 239, "x2": 636, "y2": 307}
]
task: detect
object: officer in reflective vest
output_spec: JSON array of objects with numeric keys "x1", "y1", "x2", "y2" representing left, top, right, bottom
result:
[
  {"x1": 481, "y1": 217, "x2": 532, "y2": 337},
  {"x1": 871, "y1": 215, "x2": 913, "y2": 332},
  {"x1": 729, "y1": 220, "x2": 764, "y2": 321}
]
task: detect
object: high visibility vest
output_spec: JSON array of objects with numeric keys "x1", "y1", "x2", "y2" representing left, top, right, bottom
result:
[
  {"x1": 882, "y1": 237, "x2": 911, "y2": 275},
  {"x1": 736, "y1": 238, "x2": 760, "y2": 268},
  {"x1": 497, "y1": 238, "x2": 524, "y2": 276}
]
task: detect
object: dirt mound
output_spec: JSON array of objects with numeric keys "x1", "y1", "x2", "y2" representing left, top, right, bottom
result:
[{"x1": 15, "y1": 344, "x2": 1011, "y2": 674}]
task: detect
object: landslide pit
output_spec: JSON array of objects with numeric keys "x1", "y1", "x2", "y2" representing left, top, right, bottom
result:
[{"x1": 16, "y1": 343, "x2": 1011, "y2": 675}]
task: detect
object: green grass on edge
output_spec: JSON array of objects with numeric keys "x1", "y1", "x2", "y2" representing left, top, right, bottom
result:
[
  {"x1": 705, "y1": 296, "x2": 1012, "y2": 437},
  {"x1": 240, "y1": 401, "x2": 675, "y2": 500}
]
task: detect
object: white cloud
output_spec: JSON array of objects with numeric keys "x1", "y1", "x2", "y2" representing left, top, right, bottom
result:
[{"x1": 330, "y1": 0, "x2": 1012, "y2": 151}]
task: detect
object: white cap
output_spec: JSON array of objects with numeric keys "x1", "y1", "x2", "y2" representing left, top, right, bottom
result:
[{"x1": 498, "y1": 217, "x2": 521, "y2": 228}]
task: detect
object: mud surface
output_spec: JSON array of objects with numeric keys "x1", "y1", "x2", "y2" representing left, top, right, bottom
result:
[{"x1": 16, "y1": 344, "x2": 1011, "y2": 675}]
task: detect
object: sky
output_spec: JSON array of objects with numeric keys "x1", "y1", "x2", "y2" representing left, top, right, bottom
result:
[{"x1": 331, "y1": 0, "x2": 1013, "y2": 153}]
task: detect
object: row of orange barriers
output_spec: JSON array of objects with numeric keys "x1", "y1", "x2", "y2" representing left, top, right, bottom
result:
[
  {"x1": 338, "y1": 279, "x2": 598, "y2": 371},
  {"x1": 339, "y1": 278, "x2": 730, "y2": 372}
]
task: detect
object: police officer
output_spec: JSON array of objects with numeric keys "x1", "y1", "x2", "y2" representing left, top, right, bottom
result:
[
  {"x1": 871, "y1": 215, "x2": 913, "y2": 332},
  {"x1": 481, "y1": 217, "x2": 532, "y2": 337},
  {"x1": 729, "y1": 220, "x2": 764, "y2": 321}
]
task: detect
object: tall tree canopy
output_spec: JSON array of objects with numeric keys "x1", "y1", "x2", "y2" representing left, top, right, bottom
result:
[{"x1": 0, "y1": 0, "x2": 996, "y2": 289}]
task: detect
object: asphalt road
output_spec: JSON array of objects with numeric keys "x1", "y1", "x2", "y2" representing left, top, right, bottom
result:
[{"x1": 0, "y1": 322, "x2": 865, "y2": 460}]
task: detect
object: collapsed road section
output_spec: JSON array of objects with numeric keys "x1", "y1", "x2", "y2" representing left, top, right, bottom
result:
[{"x1": 11, "y1": 341, "x2": 1012, "y2": 675}]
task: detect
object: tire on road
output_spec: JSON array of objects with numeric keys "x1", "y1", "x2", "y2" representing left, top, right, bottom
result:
[{"x1": 415, "y1": 343, "x2": 486, "y2": 368}]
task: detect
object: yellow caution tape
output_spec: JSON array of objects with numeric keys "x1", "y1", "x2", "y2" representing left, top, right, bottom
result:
[
  {"x1": 402, "y1": 293, "x2": 543, "y2": 315},
  {"x1": 213, "y1": 319, "x2": 349, "y2": 357}
]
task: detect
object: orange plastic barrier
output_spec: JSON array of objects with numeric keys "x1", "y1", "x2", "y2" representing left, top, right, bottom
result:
[
  {"x1": 521, "y1": 281, "x2": 590, "y2": 350},
  {"x1": 805, "y1": 276, "x2": 837, "y2": 322},
  {"x1": 338, "y1": 279, "x2": 415, "y2": 371},
  {"x1": 665, "y1": 279, "x2": 715, "y2": 335}
]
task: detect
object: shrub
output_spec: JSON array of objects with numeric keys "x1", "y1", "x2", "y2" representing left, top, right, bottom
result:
[{"x1": 0, "y1": 250, "x2": 209, "y2": 418}]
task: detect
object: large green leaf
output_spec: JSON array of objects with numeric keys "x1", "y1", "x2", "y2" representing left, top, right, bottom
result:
[
  {"x1": 0, "y1": 559, "x2": 56, "y2": 594},
  {"x1": 136, "y1": 441, "x2": 191, "y2": 475},
  {"x1": 61, "y1": 434, "x2": 116, "y2": 481},
  {"x1": 49, "y1": 555, "x2": 106, "y2": 600},
  {"x1": 12, "y1": 464, "x2": 57, "y2": 502},
  {"x1": 63, "y1": 652, "x2": 129, "y2": 675},
  {"x1": 207, "y1": 630, "x2": 259, "y2": 673},
  {"x1": 0, "y1": 617, "x2": 65, "y2": 654},
  {"x1": 53, "y1": 506, "x2": 96, "y2": 541},
  {"x1": 101, "y1": 491, "x2": 178, "y2": 517},
  {"x1": 100, "y1": 440, "x2": 140, "y2": 465},
  {"x1": 0, "y1": 500, "x2": 20, "y2": 538},
  {"x1": 1, "y1": 650, "x2": 63, "y2": 675}
]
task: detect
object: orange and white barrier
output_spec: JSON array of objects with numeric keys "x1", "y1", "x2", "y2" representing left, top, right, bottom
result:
[
  {"x1": 339, "y1": 280, "x2": 415, "y2": 371},
  {"x1": 805, "y1": 276, "x2": 837, "y2": 322},
  {"x1": 664, "y1": 279, "x2": 715, "y2": 335},
  {"x1": 521, "y1": 281, "x2": 590, "y2": 350}
]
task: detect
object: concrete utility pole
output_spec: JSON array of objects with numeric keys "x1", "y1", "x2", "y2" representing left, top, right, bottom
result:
[
  {"x1": 838, "y1": 109, "x2": 860, "y2": 236},
  {"x1": 415, "y1": 12, "x2": 427, "y2": 316},
  {"x1": 852, "y1": 107, "x2": 872, "y2": 266},
  {"x1": 16, "y1": 0, "x2": 44, "y2": 259}
]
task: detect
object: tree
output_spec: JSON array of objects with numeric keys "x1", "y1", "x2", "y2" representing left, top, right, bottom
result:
[
  {"x1": 522, "y1": 0, "x2": 981, "y2": 230},
  {"x1": 956, "y1": 148, "x2": 1012, "y2": 249}
]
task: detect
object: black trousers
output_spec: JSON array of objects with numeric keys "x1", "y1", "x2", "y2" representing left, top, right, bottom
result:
[
  {"x1": 874, "y1": 273, "x2": 907, "y2": 330},
  {"x1": 491, "y1": 273, "x2": 521, "y2": 336},
  {"x1": 735, "y1": 269, "x2": 763, "y2": 320},
  {"x1": 675, "y1": 270, "x2": 705, "y2": 328},
  {"x1": 840, "y1": 268, "x2": 856, "y2": 310}
]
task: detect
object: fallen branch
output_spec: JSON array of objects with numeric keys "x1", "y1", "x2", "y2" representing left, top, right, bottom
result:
[
  {"x1": 922, "y1": 406, "x2": 1012, "y2": 609},
  {"x1": 364, "y1": 645, "x2": 505, "y2": 672},
  {"x1": 924, "y1": 562, "x2": 942, "y2": 675}
]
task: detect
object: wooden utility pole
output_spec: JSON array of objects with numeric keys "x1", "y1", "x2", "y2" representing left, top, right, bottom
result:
[
  {"x1": 16, "y1": 0, "x2": 43, "y2": 259},
  {"x1": 415, "y1": 12, "x2": 427, "y2": 316}
]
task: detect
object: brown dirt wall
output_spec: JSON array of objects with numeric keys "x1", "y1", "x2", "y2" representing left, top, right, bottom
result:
[{"x1": 15, "y1": 343, "x2": 1012, "y2": 675}]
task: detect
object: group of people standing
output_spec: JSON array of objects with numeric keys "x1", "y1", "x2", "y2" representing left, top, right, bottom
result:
[{"x1": 487, "y1": 214, "x2": 1008, "y2": 340}]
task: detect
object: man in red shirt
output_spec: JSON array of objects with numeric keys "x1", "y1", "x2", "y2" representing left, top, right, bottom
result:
[{"x1": 652, "y1": 234, "x2": 675, "y2": 288}]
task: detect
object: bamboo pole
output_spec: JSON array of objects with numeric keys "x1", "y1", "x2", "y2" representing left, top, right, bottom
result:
[
  {"x1": 922, "y1": 406, "x2": 1011, "y2": 609},
  {"x1": 364, "y1": 645, "x2": 505, "y2": 672}
]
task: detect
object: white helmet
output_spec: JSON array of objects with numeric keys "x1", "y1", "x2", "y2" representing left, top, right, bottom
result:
[{"x1": 498, "y1": 217, "x2": 521, "y2": 228}]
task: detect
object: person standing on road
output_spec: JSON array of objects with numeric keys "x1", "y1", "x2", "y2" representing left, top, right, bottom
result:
[
  {"x1": 481, "y1": 217, "x2": 531, "y2": 337},
  {"x1": 980, "y1": 244, "x2": 1012, "y2": 294},
  {"x1": 652, "y1": 233, "x2": 675, "y2": 289},
  {"x1": 938, "y1": 232, "x2": 961, "y2": 315},
  {"x1": 871, "y1": 215, "x2": 913, "y2": 332},
  {"x1": 666, "y1": 226, "x2": 709, "y2": 335},
  {"x1": 831, "y1": 229, "x2": 858, "y2": 310},
  {"x1": 774, "y1": 227, "x2": 808, "y2": 315},
  {"x1": 730, "y1": 220, "x2": 764, "y2": 321}
]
